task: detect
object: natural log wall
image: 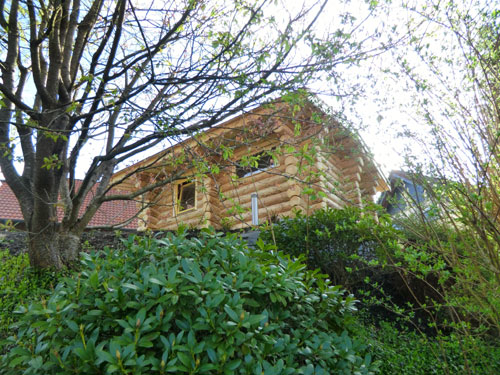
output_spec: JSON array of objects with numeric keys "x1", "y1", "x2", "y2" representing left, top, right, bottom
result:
[
  {"x1": 128, "y1": 118, "x2": 386, "y2": 231},
  {"x1": 230, "y1": 201, "x2": 294, "y2": 229},
  {"x1": 219, "y1": 151, "x2": 293, "y2": 228},
  {"x1": 143, "y1": 175, "x2": 213, "y2": 231}
]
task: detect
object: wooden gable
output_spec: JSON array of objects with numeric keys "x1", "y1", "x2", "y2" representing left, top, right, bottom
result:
[{"x1": 112, "y1": 100, "x2": 388, "y2": 230}]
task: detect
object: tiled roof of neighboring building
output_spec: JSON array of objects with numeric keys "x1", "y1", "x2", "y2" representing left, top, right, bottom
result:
[
  {"x1": 0, "y1": 180, "x2": 138, "y2": 230},
  {"x1": 0, "y1": 182, "x2": 22, "y2": 223}
]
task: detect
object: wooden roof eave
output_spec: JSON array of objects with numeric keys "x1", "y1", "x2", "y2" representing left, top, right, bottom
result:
[
  {"x1": 319, "y1": 122, "x2": 389, "y2": 194},
  {"x1": 111, "y1": 104, "x2": 289, "y2": 183}
]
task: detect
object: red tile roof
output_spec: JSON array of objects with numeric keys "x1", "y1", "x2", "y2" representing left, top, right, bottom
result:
[{"x1": 0, "y1": 180, "x2": 138, "y2": 230}]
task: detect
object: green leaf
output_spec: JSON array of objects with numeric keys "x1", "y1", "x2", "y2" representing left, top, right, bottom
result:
[
  {"x1": 226, "y1": 359, "x2": 241, "y2": 371},
  {"x1": 149, "y1": 277, "x2": 166, "y2": 286},
  {"x1": 122, "y1": 283, "x2": 141, "y2": 291},
  {"x1": 224, "y1": 305, "x2": 239, "y2": 322},
  {"x1": 89, "y1": 271, "x2": 99, "y2": 289},
  {"x1": 136, "y1": 307, "x2": 147, "y2": 326},
  {"x1": 177, "y1": 352, "x2": 192, "y2": 368},
  {"x1": 199, "y1": 363, "x2": 217, "y2": 372},
  {"x1": 67, "y1": 320, "x2": 79, "y2": 332},
  {"x1": 138, "y1": 338, "x2": 153, "y2": 348},
  {"x1": 206, "y1": 348, "x2": 217, "y2": 363}
]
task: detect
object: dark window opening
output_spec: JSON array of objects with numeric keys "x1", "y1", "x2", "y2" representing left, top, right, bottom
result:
[
  {"x1": 177, "y1": 181, "x2": 196, "y2": 213},
  {"x1": 236, "y1": 152, "x2": 275, "y2": 178}
]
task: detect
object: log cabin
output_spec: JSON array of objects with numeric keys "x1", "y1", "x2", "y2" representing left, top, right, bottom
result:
[{"x1": 112, "y1": 98, "x2": 388, "y2": 231}]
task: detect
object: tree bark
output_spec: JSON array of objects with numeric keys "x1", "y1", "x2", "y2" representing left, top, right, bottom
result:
[
  {"x1": 0, "y1": 0, "x2": 366, "y2": 270},
  {"x1": 28, "y1": 230, "x2": 82, "y2": 270}
]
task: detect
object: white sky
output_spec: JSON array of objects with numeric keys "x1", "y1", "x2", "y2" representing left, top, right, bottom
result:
[
  {"x1": 1, "y1": 0, "x2": 457, "y2": 182},
  {"x1": 87, "y1": 0, "x2": 414, "y2": 177}
]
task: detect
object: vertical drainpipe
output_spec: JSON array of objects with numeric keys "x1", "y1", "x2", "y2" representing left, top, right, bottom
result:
[{"x1": 251, "y1": 193, "x2": 258, "y2": 226}]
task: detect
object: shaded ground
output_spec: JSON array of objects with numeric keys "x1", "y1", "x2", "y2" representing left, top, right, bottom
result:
[
  {"x1": 0, "y1": 230, "x2": 136, "y2": 256},
  {"x1": 0, "y1": 229, "x2": 260, "y2": 256}
]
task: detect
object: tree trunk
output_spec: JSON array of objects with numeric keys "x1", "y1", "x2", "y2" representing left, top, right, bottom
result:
[{"x1": 28, "y1": 230, "x2": 82, "y2": 270}]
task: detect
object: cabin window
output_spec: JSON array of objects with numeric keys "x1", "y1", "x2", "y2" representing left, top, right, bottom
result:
[
  {"x1": 236, "y1": 152, "x2": 275, "y2": 178},
  {"x1": 176, "y1": 180, "x2": 196, "y2": 213}
]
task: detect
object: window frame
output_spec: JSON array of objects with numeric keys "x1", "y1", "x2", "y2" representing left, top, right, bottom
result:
[
  {"x1": 236, "y1": 151, "x2": 277, "y2": 179},
  {"x1": 175, "y1": 179, "x2": 196, "y2": 214}
]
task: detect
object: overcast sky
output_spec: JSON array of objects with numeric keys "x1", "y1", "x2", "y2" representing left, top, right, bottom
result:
[{"x1": 1, "y1": 0, "x2": 455, "y2": 182}]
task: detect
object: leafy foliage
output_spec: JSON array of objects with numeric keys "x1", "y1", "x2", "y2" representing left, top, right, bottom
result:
[
  {"x1": 359, "y1": 319, "x2": 500, "y2": 375},
  {"x1": 379, "y1": 0, "x2": 500, "y2": 339},
  {"x1": 259, "y1": 206, "x2": 399, "y2": 287},
  {"x1": 390, "y1": 209, "x2": 500, "y2": 336},
  {"x1": 0, "y1": 250, "x2": 60, "y2": 341},
  {"x1": 0, "y1": 230, "x2": 377, "y2": 374},
  {"x1": 0, "y1": 0, "x2": 388, "y2": 270}
]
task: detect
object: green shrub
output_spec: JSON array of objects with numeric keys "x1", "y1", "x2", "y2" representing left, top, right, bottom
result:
[
  {"x1": 396, "y1": 213, "x2": 500, "y2": 335},
  {"x1": 0, "y1": 250, "x2": 59, "y2": 340},
  {"x1": 358, "y1": 319, "x2": 500, "y2": 375},
  {"x1": 0, "y1": 230, "x2": 378, "y2": 374},
  {"x1": 260, "y1": 206, "x2": 399, "y2": 287}
]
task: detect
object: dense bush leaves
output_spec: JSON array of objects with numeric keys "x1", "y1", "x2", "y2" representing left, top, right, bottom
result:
[
  {"x1": 0, "y1": 230, "x2": 377, "y2": 374},
  {"x1": 260, "y1": 206, "x2": 398, "y2": 287},
  {"x1": 0, "y1": 249, "x2": 60, "y2": 340},
  {"x1": 360, "y1": 320, "x2": 500, "y2": 375}
]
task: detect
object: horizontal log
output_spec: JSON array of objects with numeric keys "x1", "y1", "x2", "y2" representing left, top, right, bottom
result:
[
  {"x1": 360, "y1": 185, "x2": 377, "y2": 197},
  {"x1": 358, "y1": 177, "x2": 377, "y2": 191},
  {"x1": 228, "y1": 190, "x2": 290, "y2": 208},
  {"x1": 226, "y1": 199, "x2": 292, "y2": 219},
  {"x1": 219, "y1": 169, "x2": 287, "y2": 190},
  {"x1": 319, "y1": 189, "x2": 346, "y2": 208},
  {"x1": 321, "y1": 160, "x2": 342, "y2": 180},
  {"x1": 341, "y1": 164, "x2": 363, "y2": 177},
  {"x1": 206, "y1": 197, "x2": 224, "y2": 211},
  {"x1": 323, "y1": 197, "x2": 343, "y2": 210},
  {"x1": 326, "y1": 156, "x2": 343, "y2": 175},
  {"x1": 285, "y1": 164, "x2": 299, "y2": 175},
  {"x1": 286, "y1": 183, "x2": 302, "y2": 199},
  {"x1": 225, "y1": 182, "x2": 288, "y2": 201},
  {"x1": 207, "y1": 210, "x2": 223, "y2": 223},
  {"x1": 289, "y1": 195, "x2": 304, "y2": 208},
  {"x1": 230, "y1": 202, "x2": 294, "y2": 229},
  {"x1": 307, "y1": 201, "x2": 326, "y2": 212},
  {"x1": 319, "y1": 179, "x2": 348, "y2": 205},
  {"x1": 220, "y1": 174, "x2": 289, "y2": 197},
  {"x1": 283, "y1": 154, "x2": 299, "y2": 165},
  {"x1": 138, "y1": 213, "x2": 148, "y2": 225},
  {"x1": 147, "y1": 216, "x2": 161, "y2": 227},
  {"x1": 148, "y1": 196, "x2": 174, "y2": 207},
  {"x1": 156, "y1": 212, "x2": 210, "y2": 229}
]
